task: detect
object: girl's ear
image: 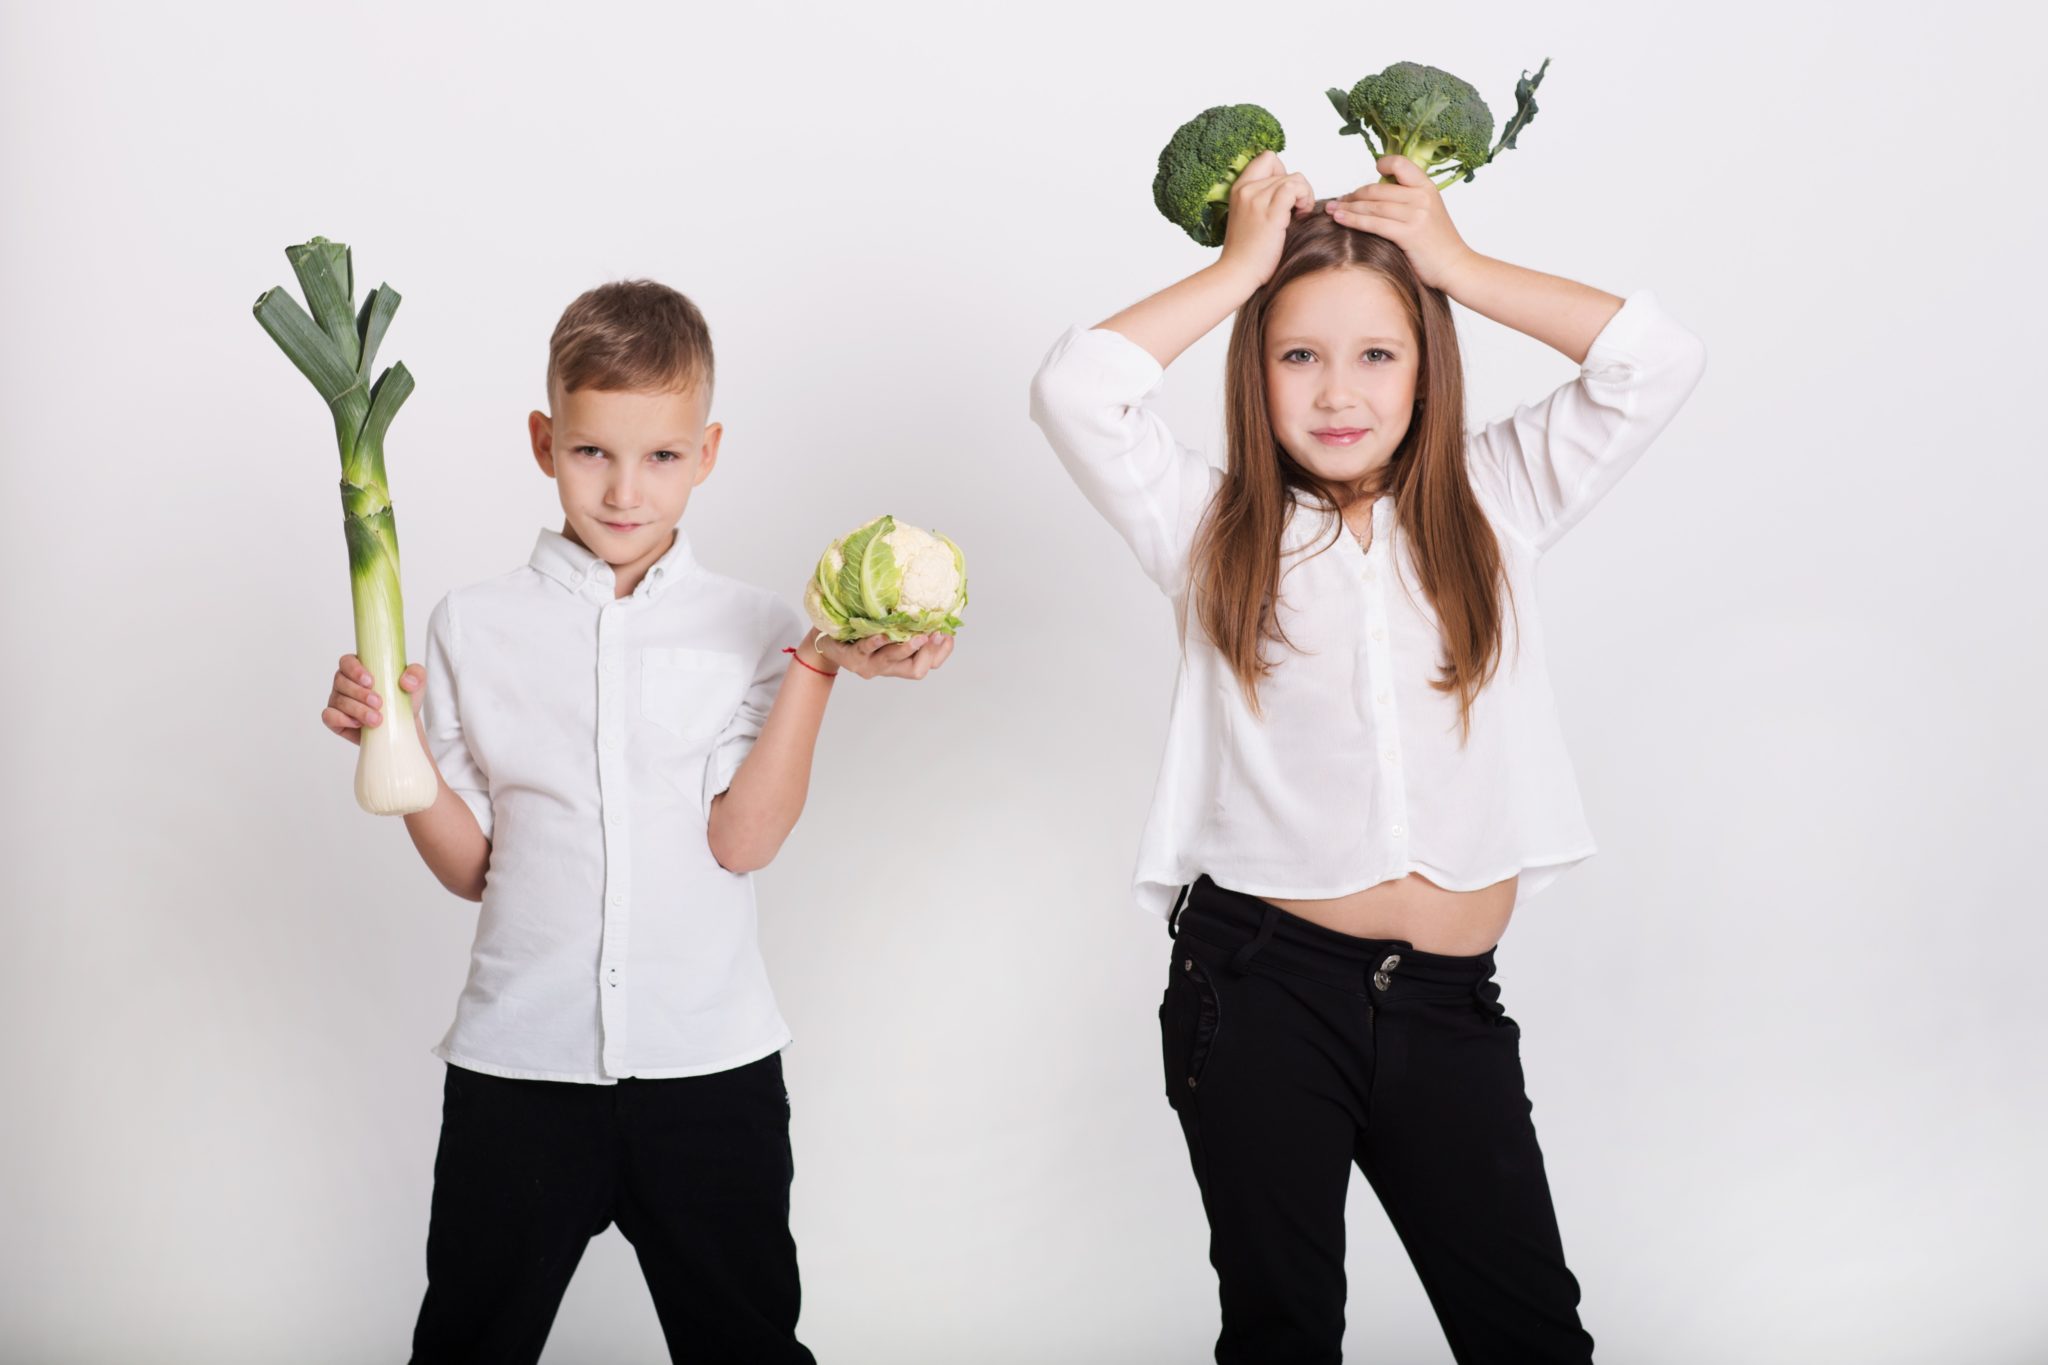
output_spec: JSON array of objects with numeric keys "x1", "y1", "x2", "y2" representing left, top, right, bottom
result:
[{"x1": 529, "y1": 409, "x2": 556, "y2": 478}]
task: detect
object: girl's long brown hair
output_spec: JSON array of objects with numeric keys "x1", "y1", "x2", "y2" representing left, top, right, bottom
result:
[{"x1": 1182, "y1": 207, "x2": 1517, "y2": 745}]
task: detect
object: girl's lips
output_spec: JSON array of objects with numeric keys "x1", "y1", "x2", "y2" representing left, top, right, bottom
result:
[{"x1": 1313, "y1": 428, "x2": 1370, "y2": 446}]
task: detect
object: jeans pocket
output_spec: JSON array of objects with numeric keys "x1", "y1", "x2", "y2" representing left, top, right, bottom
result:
[{"x1": 1159, "y1": 948, "x2": 1222, "y2": 1110}]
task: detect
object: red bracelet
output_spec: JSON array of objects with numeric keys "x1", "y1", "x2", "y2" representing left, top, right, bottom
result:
[{"x1": 782, "y1": 646, "x2": 838, "y2": 679}]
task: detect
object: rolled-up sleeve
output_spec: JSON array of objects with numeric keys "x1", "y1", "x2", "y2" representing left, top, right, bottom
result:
[
  {"x1": 702, "y1": 598, "x2": 810, "y2": 812},
  {"x1": 421, "y1": 593, "x2": 494, "y2": 842},
  {"x1": 1464, "y1": 288, "x2": 1708, "y2": 555},
  {"x1": 1028, "y1": 324, "x2": 1220, "y2": 597}
]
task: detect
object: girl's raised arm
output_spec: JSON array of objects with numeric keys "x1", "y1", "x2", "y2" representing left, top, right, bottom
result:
[
  {"x1": 1029, "y1": 153, "x2": 1315, "y2": 598},
  {"x1": 1462, "y1": 284, "x2": 1708, "y2": 555},
  {"x1": 1094, "y1": 151, "x2": 1314, "y2": 365}
]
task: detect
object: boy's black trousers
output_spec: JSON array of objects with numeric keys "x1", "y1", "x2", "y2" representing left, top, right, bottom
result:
[
  {"x1": 1161, "y1": 875, "x2": 1598, "y2": 1364},
  {"x1": 408, "y1": 1051, "x2": 814, "y2": 1365}
]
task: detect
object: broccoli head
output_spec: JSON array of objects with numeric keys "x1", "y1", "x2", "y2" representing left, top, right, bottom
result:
[
  {"x1": 1326, "y1": 58, "x2": 1549, "y2": 188},
  {"x1": 1152, "y1": 104, "x2": 1286, "y2": 247}
]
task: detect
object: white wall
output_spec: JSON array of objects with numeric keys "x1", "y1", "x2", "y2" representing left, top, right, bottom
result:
[{"x1": 3, "y1": 1, "x2": 2042, "y2": 1360}]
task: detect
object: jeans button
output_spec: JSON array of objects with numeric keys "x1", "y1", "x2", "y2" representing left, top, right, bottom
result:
[
  {"x1": 1373, "y1": 970, "x2": 1391, "y2": 991},
  {"x1": 1380, "y1": 953, "x2": 1401, "y2": 972}
]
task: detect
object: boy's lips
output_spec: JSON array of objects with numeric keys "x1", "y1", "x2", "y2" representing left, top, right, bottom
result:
[{"x1": 597, "y1": 519, "x2": 642, "y2": 531}]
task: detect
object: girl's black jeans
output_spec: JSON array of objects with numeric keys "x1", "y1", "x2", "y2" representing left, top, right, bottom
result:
[{"x1": 1161, "y1": 874, "x2": 1598, "y2": 1364}]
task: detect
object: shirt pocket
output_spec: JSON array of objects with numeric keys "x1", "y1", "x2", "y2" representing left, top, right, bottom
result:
[{"x1": 639, "y1": 647, "x2": 749, "y2": 748}]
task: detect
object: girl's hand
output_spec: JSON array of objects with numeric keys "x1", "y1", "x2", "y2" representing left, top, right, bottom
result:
[
  {"x1": 1323, "y1": 154, "x2": 1480, "y2": 294},
  {"x1": 323, "y1": 653, "x2": 426, "y2": 746},
  {"x1": 811, "y1": 629, "x2": 955, "y2": 681},
  {"x1": 1217, "y1": 150, "x2": 1317, "y2": 289}
]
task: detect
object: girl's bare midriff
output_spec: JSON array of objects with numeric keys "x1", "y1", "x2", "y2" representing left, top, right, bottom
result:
[{"x1": 1261, "y1": 872, "x2": 1518, "y2": 957}]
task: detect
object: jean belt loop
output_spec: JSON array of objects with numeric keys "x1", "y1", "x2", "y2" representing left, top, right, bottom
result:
[
  {"x1": 1229, "y1": 902, "x2": 1281, "y2": 974},
  {"x1": 1167, "y1": 882, "x2": 1193, "y2": 939}
]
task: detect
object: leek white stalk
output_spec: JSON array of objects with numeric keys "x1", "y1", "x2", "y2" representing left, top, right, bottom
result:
[{"x1": 254, "y1": 237, "x2": 438, "y2": 815}]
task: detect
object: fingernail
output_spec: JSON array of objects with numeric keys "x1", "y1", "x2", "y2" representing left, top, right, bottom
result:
[{"x1": 368, "y1": 693, "x2": 381, "y2": 706}]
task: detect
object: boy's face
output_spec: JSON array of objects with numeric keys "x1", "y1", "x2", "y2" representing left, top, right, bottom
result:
[
  {"x1": 1262, "y1": 266, "x2": 1419, "y2": 493},
  {"x1": 528, "y1": 383, "x2": 721, "y2": 575}
]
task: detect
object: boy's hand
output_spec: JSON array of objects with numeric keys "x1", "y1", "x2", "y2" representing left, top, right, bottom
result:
[
  {"x1": 1217, "y1": 149, "x2": 1316, "y2": 289},
  {"x1": 812, "y1": 630, "x2": 955, "y2": 681},
  {"x1": 1323, "y1": 154, "x2": 1479, "y2": 294},
  {"x1": 323, "y1": 653, "x2": 428, "y2": 745}
]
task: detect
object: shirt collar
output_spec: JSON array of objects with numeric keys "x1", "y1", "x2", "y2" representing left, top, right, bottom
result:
[
  {"x1": 1282, "y1": 491, "x2": 1392, "y2": 550},
  {"x1": 529, "y1": 525, "x2": 698, "y2": 600}
]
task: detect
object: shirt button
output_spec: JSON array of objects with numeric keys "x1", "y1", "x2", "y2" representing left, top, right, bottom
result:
[
  {"x1": 1376, "y1": 689, "x2": 1390, "y2": 704},
  {"x1": 608, "y1": 811, "x2": 622, "y2": 825},
  {"x1": 1391, "y1": 823, "x2": 1404, "y2": 837},
  {"x1": 1371, "y1": 627, "x2": 1386, "y2": 641},
  {"x1": 604, "y1": 734, "x2": 619, "y2": 751},
  {"x1": 1363, "y1": 568, "x2": 1376, "y2": 584},
  {"x1": 610, "y1": 892, "x2": 624, "y2": 906},
  {"x1": 1384, "y1": 749, "x2": 1400, "y2": 764}
]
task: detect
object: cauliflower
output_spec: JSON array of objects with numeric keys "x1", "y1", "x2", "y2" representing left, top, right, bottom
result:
[{"x1": 804, "y1": 514, "x2": 968, "y2": 643}]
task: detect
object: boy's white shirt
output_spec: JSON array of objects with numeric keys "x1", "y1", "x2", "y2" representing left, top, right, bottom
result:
[
  {"x1": 420, "y1": 525, "x2": 809, "y2": 1083},
  {"x1": 1027, "y1": 287, "x2": 1709, "y2": 920}
]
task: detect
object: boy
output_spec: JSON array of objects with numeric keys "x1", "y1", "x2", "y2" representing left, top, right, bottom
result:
[{"x1": 319, "y1": 279, "x2": 952, "y2": 1363}]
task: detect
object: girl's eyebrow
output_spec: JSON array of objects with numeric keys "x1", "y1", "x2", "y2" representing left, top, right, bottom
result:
[{"x1": 1271, "y1": 335, "x2": 1404, "y2": 347}]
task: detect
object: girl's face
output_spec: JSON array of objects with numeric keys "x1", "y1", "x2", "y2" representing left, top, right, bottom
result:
[{"x1": 1262, "y1": 266, "x2": 1420, "y2": 493}]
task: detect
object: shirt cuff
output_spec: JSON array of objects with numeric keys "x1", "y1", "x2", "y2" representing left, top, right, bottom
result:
[
  {"x1": 1581, "y1": 288, "x2": 1671, "y2": 370},
  {"x1": 450, "y1": 788, "x2": 493, "y2": 843},
  {"x1": 701, "y1": 739, "x2": 747, "y2": 814},
  {"x1": 1041, "y1": 323, "x2": 1168, "y2": 401}
]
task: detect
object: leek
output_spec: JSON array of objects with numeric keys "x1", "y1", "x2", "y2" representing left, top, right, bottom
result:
[{"x1": 254, "y1": 236, "x2": 437, "y2": 815}]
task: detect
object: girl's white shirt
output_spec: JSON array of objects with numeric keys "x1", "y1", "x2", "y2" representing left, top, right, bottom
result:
[{"x1": 1028, "y1": 288, "x2": 1708, "y2": 919}]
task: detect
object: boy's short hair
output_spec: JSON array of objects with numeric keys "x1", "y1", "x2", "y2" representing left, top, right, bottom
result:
[{"x1": 546, "y1": 279, "x2": 713, "y2": 406}]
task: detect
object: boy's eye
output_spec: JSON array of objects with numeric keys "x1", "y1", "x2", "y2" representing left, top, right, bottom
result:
[
  {"x1": 651, "y1": 450, "x2": 679, "y2": 463},
  {"x1": 575, "y1": 445, "x2": 604, "y2": 457}
]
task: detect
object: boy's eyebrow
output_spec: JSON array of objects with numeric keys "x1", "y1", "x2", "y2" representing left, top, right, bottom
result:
[{"x1": 562, "y1": 434, "x2": 698, "y2": 450}]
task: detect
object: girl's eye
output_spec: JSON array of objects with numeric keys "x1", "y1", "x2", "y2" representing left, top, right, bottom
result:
[
  {"x1": 1366, "y1": 348, "x2": 1394, "y2": 363},
  {"x1": 1282, "y1": 348, "x2": 1315, "y2": 363}
]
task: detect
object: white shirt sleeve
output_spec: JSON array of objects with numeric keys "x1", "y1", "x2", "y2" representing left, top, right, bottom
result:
[
  {"x1": 1464, "y1": 287, "x2": 1709, "y2": 555},
  {"x1": 1028, "y1": 323, "x2": 1221, "y2": 597},
  {"x1": 421, "y1": 592, "x2": 494, "y2": 843},
  {"x1": 701, "y1": 598, "x2": 811, "y2": 812}
]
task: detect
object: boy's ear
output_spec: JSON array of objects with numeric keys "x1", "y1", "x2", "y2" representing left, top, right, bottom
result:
[
  {"x1": 529, "y1": 410, "x2": 556, "y2": 479},
  {"x1": 695, "y1": 421, "x2": 723, "y2": 487}
]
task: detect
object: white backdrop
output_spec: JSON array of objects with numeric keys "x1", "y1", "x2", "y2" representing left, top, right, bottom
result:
[{"x1": 4, "y1": 2, "x2": 2044, "y2": 1361}]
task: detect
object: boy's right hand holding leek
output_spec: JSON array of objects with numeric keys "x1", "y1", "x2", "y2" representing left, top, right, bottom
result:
[{"x1": 322, "y1": 654, "x2": 489, "y2": 900}]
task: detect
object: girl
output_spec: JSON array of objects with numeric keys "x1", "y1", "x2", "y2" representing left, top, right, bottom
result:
[{"x1": 1028, "y1": 150, "x2": 1707, "y2": 1364}]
